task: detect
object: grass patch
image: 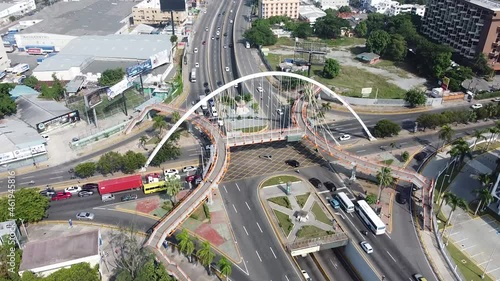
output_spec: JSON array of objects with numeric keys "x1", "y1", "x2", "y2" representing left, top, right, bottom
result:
[
  {"x1": 319, "y1": 37, "x2": 366, "y2": 48},
  {"x1": 275, "y1": 37, "x2": 296, "y2": 47},
  {"x1": 312, "y1": 202, "x2": 331, "y2": 225},
  {"x1": 268, "y1": 196, "x2": 291, "y2": 209},
  {"x1": 274, "y1": 209, "x2": 294, "y2": 236},
  {"x1": 447, "y1": 241, "x2": 494, "y2": 281},
  {"x1": 296, "y1": 193, "x2": 310, "y2": 208},
  {"x1": 265, "y1": 53, "x2": 282, "y2": 70},
  {"x1": 381, "y1": 159, "x2": 394, "y2": 166},
  {"x1": 239, "y1": 125, "x2": 267, "y2": 133},
  {"x1": 367, "y1": 60, "x2": 412, "y2": 79},
  {"x1": 475, "y1": 141, "x2": 500, "y2": 152},
  {"x1": 296, "y1": 225, "x2": 333, "y2": 239},
  {"x1": 262, "y1": 175, "x2": 301, "y2": 187},
  {"x1": 190, "y1": 204, "x2": 209, "y2": 222}
]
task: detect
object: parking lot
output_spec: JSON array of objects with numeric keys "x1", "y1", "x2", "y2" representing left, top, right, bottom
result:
[{"x1": 223, "y1": 141, "x2": 324, "y2": 182}]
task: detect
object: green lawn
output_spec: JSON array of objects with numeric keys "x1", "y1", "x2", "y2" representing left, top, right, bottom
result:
[
  {"x1": 262, "y1": 175, "x2": 301, "y2": 187},
  {"x1": 239, "y1": 125, "x2": 268, "y2": 133},
  {"x1": 272, "y1": 37, "x2": 366, "y2": 48},
  {"x1": 274, "y1": 209, "x2": 294, "y2": 236},
  {"x1": 366, "y1": 60, "x2": 413, "y2": 79},
  {"x1": 296, "y1": 193, "x2": 310, "y2": 208},
  {"x1": 268, "y1": 196, "x2": 292, "y2": 209},
  {"x1": 447, "y1": 242, "x2": 494, "y2": 281},
  {"x1": 312, "y1": 202, "x2": 332, "y2": 225},
  {"x1": 296, "y1": 225, "x2": 332, "y2": 239},
  {"x1": 381, "y1": 159, "x2": 394, "y2": 166},
  {"x1": 190, "y1": 204, "x2": 208, "y2": 222}
]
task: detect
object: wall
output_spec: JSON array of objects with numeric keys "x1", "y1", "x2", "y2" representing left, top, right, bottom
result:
[
  {"x1": 341, "y1": 240, "x2": 380, "y2": 281},
  {"x1": 14, "y1": 33, "x2": 77, "y2": 52},
  {"x1": 33, "y1": 67, "x2": 81, "y2": 81},
  {"x1": 319, "y1": 92, "x2": 442, "y2": 107}
]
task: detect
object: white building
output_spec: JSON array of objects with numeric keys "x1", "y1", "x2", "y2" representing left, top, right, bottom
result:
[
  {"x1": 315, "y1": 0, "x2": 349, "y2": 10},
  {"x1": 19, "y1": 230, "x2": 102, "y2": 277},
  {"x1": 370, "y1": 0, "x2": 426, "y2": 17},
  {"x1": 0, "y1": 0, "x2": 36, "y2": 23},
  {"x1": 14, "y1": 33, "x2": 77, "y2": 52},
  {"x1": 0, "y1": 43, "x2": 11, "y2": 72},
  {"x1": 299, "y1": 5, "x2": 326, "y2": 24}
]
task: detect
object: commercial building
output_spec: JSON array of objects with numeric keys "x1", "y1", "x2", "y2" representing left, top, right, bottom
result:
[
  {"x1": 260, "y1": 0, "x2": 300, "y2": 19},
  {"x1": 369, "y1": 0, "x2": 425, "y2": 16},
  {"x1": 315, "y1": 0, "x2": 349, "y2": 10},
  {"x1": 299, "y1": 5, "x2": 326, "y2": 24},
  {"x1": 0, "y1": 43, "x2": 10, "y2": 72},
  {"x1": 0, "y1": 0, "x2": 36, "y2": 23},
  {"x1": 19, "y1": 230, "x2": 101, "y2": 277},
  {"x1": 421, "y1": 0, "x2": 500, "y2": 70},
  {"x1": 132, "y1": 0, "x2": 187, "y2": 26}
]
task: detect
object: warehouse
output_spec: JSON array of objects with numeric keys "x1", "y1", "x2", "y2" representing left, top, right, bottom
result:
[{"x1": 32, "y1": 34, "x2": 173, "y2": 81}]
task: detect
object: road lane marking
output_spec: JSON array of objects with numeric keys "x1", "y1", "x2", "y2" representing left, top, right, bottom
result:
[
  {"x1": 385, "y1": 232, "x2": 392, "y2": 239},
  {"x1": 386, "y1": 251, "x2": 396, "y2": 262},
  {"x1": 356, "y1": 149, "x2": 366, "y2": 153},
  {"x1": 232, "y1": 204, "x2": 238, "y2": 213},
  {"x1": 256, "y1": 222, "x2": 263, "y2": 233},
  {"x1": 243, "y1": 226, "x2": 249, "y2": 235},
  {"x1": 255, "y1": 251, "x2": 262, "y2": 262},
  {"x1": 285, "y1": 275, "x2": 290, "y2": 281},
  {"x1": 270, "y1": 247, "x2": 277, "y2": 259},
  {"x1": 49, "y1": 176, "x2": 63, "y2": 180},
  {"x1": 22, "y1": 176, "x2": 34, "y2": 179},
  {"x1": 329, "y1": 258, "x2": 338, "y2": 269},
  {"x1": 317, "y1": 190, "x2": 329, "y2": 194},
  {"x1": 236, "y1": 183, "x2": 241, "y2": 191},
  {"x1": 223, "y1": 185, "x2": 228, "y2": 193},
  {"x1": 245, "y1": 202, "x2": 251, "y2": 210}
]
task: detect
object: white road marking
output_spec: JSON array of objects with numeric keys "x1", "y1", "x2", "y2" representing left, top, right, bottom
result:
[
  {"x1": 270, "y1": 247, "x2": 277, "y2": 259},
  {"x1": 329, "y1": 258, "x2": 338, "y2": 269},
  {"x1": 256, "y1": 222, "x2": 263, "y2": 233},
  {"x1": 243, "y1": 226, "x2": 249, "y2": 235},
  {"x1": 236, "y1": 183, "x2": 241, "y2": 191},
  {"x1": 385, "y1": 232, "x2": 392, "y2": 239},
  {"x1": 317, "y1": 190, "x2": 330, "y2": 194},
  {"x1": 223, "y1": 185, "x2": 228, "y2": 193},
  {"x1": 245, "y1": 202, "x2": 251, "y2": 210},
  {"x1": 256, "y1": 251, "x2": 262, "y2": 262},
  {"x1": 386, "y1": 251, "x2": 397, "y2": 262},
  {"x1": 22, "y1": 176, "x2": 34, "y2": 179},
  {"x1": 356, "y1": 149, "x2": 366, "y2": 153},
  {"x1": 49, "y1": 176, "x2": 63, "y2": 180},
  {"x1": 285, "y1": 275, "x2": 290, "y2": 281},
  {"x1": 232, "y1": 204, "x2": 238, "y2": 213}
]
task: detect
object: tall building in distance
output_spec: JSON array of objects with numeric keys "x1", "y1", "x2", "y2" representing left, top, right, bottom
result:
[
  {"x1": 132, "y1": 0, "x2": 187, "y2": 26},
  {"x1": 421, "y1": 0, "x2": 500, "y2": 70},
  {"x1": 260, "y1": 0, "x2": 300, "y2": 19}
]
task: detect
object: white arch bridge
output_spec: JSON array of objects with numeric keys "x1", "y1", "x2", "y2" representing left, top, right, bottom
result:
[{"x1": 125, "y1": 72, "x2": 427, "y2": 258}]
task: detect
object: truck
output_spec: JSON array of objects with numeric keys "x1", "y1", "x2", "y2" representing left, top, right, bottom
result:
[
  {"x1": 190, "y1": 68, "x2": 196, "y2": 82},
  {"x1": 199, "y1": 94, "x2": 208, "y2": 110},
  {"x1": 98, "y1": 175, "x2": 143, "y2": 195},
  {"x1": 8, "y1": 63, "x2": 29, "y2": 74}
]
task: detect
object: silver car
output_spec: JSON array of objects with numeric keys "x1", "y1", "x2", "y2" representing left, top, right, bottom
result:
[{"x1": 76, "y1": 212, "x2": 94, "y2": 220}]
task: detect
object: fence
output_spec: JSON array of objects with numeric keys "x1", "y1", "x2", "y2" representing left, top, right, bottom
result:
[{"x1": 70, "y1": 121, "x2": 129, "y2": 150}]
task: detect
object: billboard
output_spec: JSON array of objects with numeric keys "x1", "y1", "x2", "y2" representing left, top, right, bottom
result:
[
  {"x1": 159, "y1": 0, "x2": 185, "y2": 11},
  {"x1": 150, "y1": 49, "x2": 171, "y2": 68},
  {"x1": 107, "y1": 78, "x2": 133, "y2": 99},
  {"x1": 27, "y1": 48, "x2": 43, "y2": 55},
  {"x1": 126, "y1": 59, "x2": 152, "y2": 77},
  {"x1": 36, "y1": 110, "x2": 80, "y2": 133},
  {"x1": 84, "y1": 87, "x2": 106, "y2": 108},
  {"x1": 0, "y1": 144, "x2": 47, "y2": 165}
]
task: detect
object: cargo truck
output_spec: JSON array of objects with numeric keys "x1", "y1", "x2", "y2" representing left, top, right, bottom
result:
[
  {"x1": 98, "y1": 175, "x2": 143, "y2": 195},
  {"x1": 199, "y1": 94, "x2": 208, "y2": 110}
]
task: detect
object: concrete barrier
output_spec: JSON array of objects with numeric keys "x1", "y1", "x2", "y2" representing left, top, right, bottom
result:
[{"x1": 342, "y1": 240, "x2": 381, "y2": 281}]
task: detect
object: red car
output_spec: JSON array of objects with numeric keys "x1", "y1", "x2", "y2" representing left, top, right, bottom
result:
[
  {"x1": 186, "y1": 175, "x2": 202, "y2": 184},
  {"x1": 52, "y1": 192, "x2": 72, "y2": 201}
]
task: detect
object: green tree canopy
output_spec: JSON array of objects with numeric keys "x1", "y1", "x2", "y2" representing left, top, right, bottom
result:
[
  {"x1": 243, "y1": 24, "x2": 277, "y2": 46},
  {"x1": 313, "y1": 12, "x2": 350, "y2": 39},
  {"x1": 293, "y1": 22, "x2": 313, "y2": 39},
  {"x1": 74, "y1": 162, "x2": 96, "y2": 178},
  {"x1": 98, "y1": 68, "x2": 125, "y2": 87},
  {"x1": 97, "y1": 151, "x2": 123, "y2": 175},
  {"x1": 366, "y1": 30, "x2": 391, "y2": 55},
  {"x1": 121, "y1": 151, "x2": 147, "y2": 174},
  {"x1": 43, "y1": 263, "x2": 100, "y2": 281},
  {"x1": 338, "y1": 6, "x2": 351, "y2": 13},
  {"x1": 23, "y1": 76, "x2": 39, "y2": 89},
  {"x1": 385, "y1": 34, "x2": 407, "y2": 61},
  {"x1": 322, "y1": 58, "x2": 341, "y2": 79},
  {"x1": 354, "y1": 21, "x2": 367, "y2": 37},
  {"x1": 373, "y1": 119, "x2": 401, "y2": 138},
  {"x1": 150, "y1": 140, "x2": 181, "y2": 166},
  {"x1": 404, "y1": 89, "x2": 427, "y2": 107},
  {"x1": 443, "y1": 66, "x2": 473, "y2": 92},
  {"x1": 0, "y1": 83, "x2": 16, "y2": 119},
  {"x1": 0, "y1": 188, "x2": 49, "y2": 223}
]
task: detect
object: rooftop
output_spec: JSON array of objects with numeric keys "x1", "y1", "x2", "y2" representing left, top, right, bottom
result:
[
  {"x1": 19, "y1": 230, "x2": 99, "y2": 272},
  {"x1": 299, "y1": 5, "x2": 326, "y2": 18},
  {"x1": 9, "y1": 85, "x2": 39, "y2": 99},
  {"x1": 356, "y1": 52, "x2": 380, "y2": 61},
  {"x1": 467, "y1": 0, "x2": 500, "y2": 11},
  {"x1": 16, "y1": 95, "x2": 73, "y2": 128},
  {"x1": 134, "y1": 0, "x2": 161, "y2": 9},
  {"x1": 0, "y1": 117, "x2": 44, "y2": 152},
  {"x1": 65, "y1": 76, "x2": 86, "y2": 94},
  {"x1": 20, "y1": 0, "x2": 137, "y2": 36}
]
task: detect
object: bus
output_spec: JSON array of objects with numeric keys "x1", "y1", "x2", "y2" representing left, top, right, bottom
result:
[
  {"x1": 336, "y1": 192, "x2": 354, "y2": 213},
  {"x1": 356, "y1": 200, "x2": 386, "y2": 235},
  {"x1": 143, "y1": 181, "x2": 169, "y2": 194},
  {"x1": 190, "y1": 68, "x2": 196, "y2": 82}
]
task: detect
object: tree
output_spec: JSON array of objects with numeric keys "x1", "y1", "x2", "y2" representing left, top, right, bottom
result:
[
  {"x1": 472, "y1": 188, "x2": 493, "y2": 215},
  {"x1": 74, "y1": 162, "x2": 96, "y2": 178},
  {"x1": 166, "y1": 177, "x2": 182, "y2": 204},
  {"x1": 385, "y1": 34, "x2": 407, "y2": 61},
  {"x1": 176, "y1": 229, "x2": 195, "y2": 262},
  {"x1": 404, "y1": 89, "x2": 427, "y2": 107},
  {"x1": 401, "y1": 151, "x2": 409, "y2": 162},
  {"x1": 443, "y1": 66, "x2": 473, "y2": 92},
  {"x1": 365, "y1": 193, "x2": 377, "y2": 204},
  {"x1": 354, "y1": 20, "x2": 367, "y2": 37},
  {"x1": 139, "y1": 135, "x2": 148, "y2": 150},
  {"x1": 293, "y1": 22, "x2": 313, "y2": 39},
  {"x1": 171, "y1": 111, "x2": 181, "y2": 123},
  {"x1": 450, "y1": 138, "x2": 472, "y2": 164},
  {"x1": 0, "y1": 233, "x2": 21, "y2": 279},
  {"x1": 98, "y1": 68, "x2": 125, "y2": 87},
  {"x1": 486, "y1": 127, "x2": 499, "y2": 151},
  {"x1": 437, "y1": 191, "x2": 452, "y2": 217},
  {"x1": 442, "y1": 193, "x2": 467, "y2": 236},
  {"x1": 338, "y1": 6, "x2": 351, "y2": 13},
  {"x1": 150, "y1": 140, "x2": 181, "y2": 166},
  {"x1": 366, "y1": 30, "x2": 391, "y2": 55},
  {"x1": 46, "y1": 263, "x2": 100, "y2": 281},
  {"x1": 217, "y1": 257, "x2": 232, "y2": 280},
  {"x1": 473, "y1": 53, "x2": 494, "y2": 77},
  {"x1": 197, "y1": 241, "x2": 215, "y2": 274},
  {"x1": 8, "y1": 16, "x2": 15, "y2": 22},
  {"x1": 133, "y1": 256, "x2": 174, "y2": 281},
  {"x1": 313, "y1": 12, "x2": 351, "y2": 38},
  {"x1": 471, "y1": 129, "x2": 486, "y2": 151},
  {"x1": 170, "y1": 35, "x2": 178, "y2": 46},
  {"x1": 23, "y1": 76, "x2": 39, "y2": 89},
  {"x1": 39, "y1": 73, "x2": 66, "y2": 101},
  {"x1": 373, "y1": 119, "x2": 401, "y2": 138},
  {"x1": 0, "y1": 188, "x2": 49, "y2": 222},
  {"x1": 321, "y1": 102, "x2": 332, "y2": 112},
  {"x1": 438, "y1": 124, "x2": 454, "y2": 150},
  {"x1": 0, "y1": 83, "x2": 16, "y2": 119},
  {"x1": 121, "y1": 151, "x2": 146, "y2": 174},
  {"x1": 243, "y1": 93, "x2": 252, "y2": 103},
  {"x1": 153, "y1": 115, "x2": 168, "y2": 136},
  {"x1": 322, "y1": 58, "x2": 341, "y2": 79},
  {"x1": 97, "y1": 151, "x2": 123, "y2": 175},
  {"x1": 243, "y1": 24, "x2": 277, "y2": 46},
  {"x1": 376, "y1": 167, "x2": 395, "y2": 202}
]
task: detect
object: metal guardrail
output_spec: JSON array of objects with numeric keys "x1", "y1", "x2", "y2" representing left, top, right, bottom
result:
[{"x1": 287, "y1": 232, "x2": 349, "y2": 251}]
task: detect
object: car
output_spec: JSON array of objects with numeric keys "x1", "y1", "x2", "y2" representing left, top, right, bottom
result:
[
  {"x1": 339, "y1": 134, "x2": 351, "y2": 141},
  {"x1": 301, "y1": 270, "x2": 312, "y2": 281},
  {"x1": 186, "y1": 175, "x2": 196, "y2": 182},
  {"x1": 52, "y1": 192, "x2": 72, "y2": 201},
  {"x1": 204, "y1": 88, "x2": 211, "y2": 94},
  {"x1": 72, "y1": 137, "x2": 79, "y2": 142},
  {"x1": 216, "y1": 36, "x2": 220, "y2": 40},
  {"x1": 121, "y1": 194, "x2": 138, "y2": 202},
  {"x1": 259, "y1": 154, "x2": 272, "y2": 160},
  {"x1": 203, "y1": 82, "x2": 209, "y2": 88},
  {"x1": 195, "y1": 62, "x2": 199, "y2": 68},
  {"x1": 471, "y1": 103, "x2": 483, "y2": 109},
  {"x1": 202, "y1": 40, "x2": 206, "y2": 45},
  {"x1": 211, "y1": 36, "x2": 215, "y2": 40},
  {"x1": 493, "y1": 97, "x2": 500, "y2": 102},
  {"x1": 414, "y1": 151, "x2": 428, "y2": 162},
  {"x1": 229, "y1": 43, "x2": 233, "y2": 48},
  {"x1": 205, "y1": 27, "x2": 208, "y2": 31},
  {"x1": 309, "y1": 178, "x2": 323, "y2": 189},
  {"x1": 208, "y1": 99, "x2": 215, "y2": 106},
  {"x1": 396, "y1": 192, "x2": 407, "y2": 204},
  {"x1": 76, "y1": 212, "x2": 94, "y2": 220},
  {"x1": 217, "y1": 26, "x2": 221, "y2": 30},
  {"x1": 39, "y1": 188, "x2": 56, "y2": 197},
  {"x1": 217, "y1": 81, "x2": 223, "y2": 87},
  {"x1": 225, "y1": 66, "x2": 229, "y2": 72},
  {"x1": 230, "y1": 19, "x2": 233, "y2": 23},
  {"x1": 360, "y1": 241, "x2": 373, "y2": 254},
  {"x1": 329, "y1": 198, "x2": 340, "y2": 209},
  {"x1": 412, "y1": 274, "x2": 427, "y2": 281},
  {"x1": 223, "y1": 32, "x2": 228, "y2": 37},
  {"x1": 257, "y1": 86, "x2": 263, "y2": 93},
  {"x1": 194, "y1": 48, "x2": 198, "y2": 53},
  {"x1": 211, "y1": 108, "x2": 218, "y2": 117},
  {"x1": 324, "y1": 181, "x2": 336, "y2": 191},
  {"x1": 286, "y1": 159, "x2": 300, "y2": 167},
  {"x1": 183, "y1": 166, "x2": 198, "y2": 173},
  {"x1": 216, "y1": 31, "x2": 220, "y2": 36},
  {"x1": 78, "y1": 190, "x2": 94, "y2": 197},
  {"x1": 204, "y1": 10, "x2": 207, "y2": 13},
  {"x1": 65, "y1": 186, "x2": 81, "y2": 194},
  {"x1": 165, "y1": 169, "x2": 179, "y2": 178},
  {"x1": 82, "y1": 183, "x2": 98, "y2": 191},
  {"x1": 41, "y1": 134, "x2": 49, "y2": 140},
  {"x1": 223, "y1": 45, "x2": 227, "y2": 49},
  {"x1": 276, "y1": 108, "x2": 284, "y2": 115}
]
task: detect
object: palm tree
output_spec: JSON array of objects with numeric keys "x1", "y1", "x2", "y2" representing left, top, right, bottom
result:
[
  {"x1": 471, "y1": 129, "x2": 486, "y2": 151},
  {"x1": 138, "y1": 135, "x2": 148, "y2": 150},
  {"x1": 171, "y1": 111, "x2": 181, "y2": 124},
  {"x1": 442, "y1": 193, "x2": 468, "y2": 234},
  {"x1": 217, "y1": 257, "x2": 232, "y2": 280},
  {"x1": 153, "y1": 115, "x2": 168, "y2": 135},
  {"x1": 485, "y1": 103, "x2": 497, "y2": 119},
  {"x1": 166, "y1": 177, "x2": 182, "y2": 204},
  {"x1": 472, "y1": 188, "x2": 494, "y2": 215},
  {"x1": 438, "y1": 124, "x2": 454, "y2": 150},
  {"x1": 477, "y1": 173, "x2": 491, "y2": 187},
  {"x1": 197, "y1": 241, "x2": 215, "y2": 274},
  {"x1": 486, "y1": 127, "x2": 499, "y2": 150},
  {"x1": 437, "y1": 191, "x2": 452, "y2": 216},
  {"x1": 176, "y1": 229, "x2": 195, "y2": 262},
  {"x1": 451, "y1": 138, "x2": 472, "y2": 163},
  {"x1": 376, "y1": 167, "x2": 395, "y2": 203},
  {"x1": 321, "y1": 102, "x2": 332, "y2": 112}
]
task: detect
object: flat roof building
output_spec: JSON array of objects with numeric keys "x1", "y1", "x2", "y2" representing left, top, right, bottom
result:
[
  {"x1": 0, "y1": 0, "x2": 36, "y2": 23},
  {"x1": 132, "y1": 0, "x2": 187, "y2": 26},
  {"x1": 261, "y1": 0, "x2": 300, "y2": 19},
  {"x1": 316, "y1": 0, "x2": 349, "y2": 10},
  {"x1": 299, "y1": 5, "x2": 326, "y2": 24}
]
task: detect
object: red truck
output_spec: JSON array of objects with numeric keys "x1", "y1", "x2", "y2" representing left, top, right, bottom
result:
[{"x1": 98, "y1": 175, "x2": 143, "y2": 195}]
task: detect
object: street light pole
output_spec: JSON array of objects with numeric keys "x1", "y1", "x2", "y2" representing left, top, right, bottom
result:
[
  {"x1": 481, "y1": 231, "x2": 500, "y2": 279},
  {"x1": 437, "y1": 174, "x2": 450, "y2": 203}
]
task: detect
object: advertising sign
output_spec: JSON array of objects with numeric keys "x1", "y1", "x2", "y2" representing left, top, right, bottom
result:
[
  {"x1": 107, "y1": 78, "x2": 133, "y2": 99},
  {"x1": 126, "y1": 59, "x2": 152, "y2": 77},
  {"x1": 150, "y1": 49, "x2": 171, "y2": 68},
  {"x1": 36, "y1": 110, "x2": 80, "y2": 133},
  {"x1": 27, "y1": 48, "x2": 43, "y2": 55},
  {"x1": 0, "y1": 144, "x2": 47, "y2": 165},
  {"x1": 84, "y1": 88, "x2": 106, "y2": 108}
]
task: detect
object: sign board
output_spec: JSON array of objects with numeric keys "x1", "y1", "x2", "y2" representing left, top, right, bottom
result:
[
  {"x1": 361, "y1": 87, "x2": 372, "y2": 98},
  {"x1": 84, "y1": 88, "x2": 106, "y2": 109},
  {"x1": 107, "y1": 78, "x2": 133, "y2": 99},
  {"x1": 27, "y1": 48, "x2": 42, "y2": 55},
  {"x1": 36, "y1": 110, "x2": 80, "y2": 133},
  {"x1": 150, "y1": 49, "x2": 170, "y2": 69},
  {"x1": 126, "y1": 59, "x2": 152, "y2": 77},
  {"x1": 0, "y1": 144, "x2": 47, "y2": 165}
]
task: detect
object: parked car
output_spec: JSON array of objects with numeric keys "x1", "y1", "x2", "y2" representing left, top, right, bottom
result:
[
  {"x1": 493, "y1": 97, "x2": 500, "y2": 102},
  {"x1": 309, "y1": 178, "x2": 323, "y2": 189},
  {"x1": 52, "y1": 192, "x2": 72, "y2": 201},
  {"x1": 286, "y1": 159, "x2": 300, "y2": 167},
  {"x1": 414, "y1": 151, "x2": 428, "y2": 162},
  {"x1": 183, "y1": 166, "x2": 198, "y2": 173},
  {"x1": 259, "y1": 155, "x2": 272, "y2": 160},
  {"x1": 165, "y1": 169, "x2": 179, "y2": 178},
  {"x1": 256, "y1": 86, "x2": 263, "y2": 93},
  {"x1": 121, "y1": 194, "x2": 138, "y2": 202},
  {"x1": 64, "y1": 186, "x2": 81, "y2": 195},
  {"x1": 76, "y1": 212, "x2": 94, "y2": 220},
  {"x1": 78, "y1": 190, "x2": 94, "y2": 197},
  {"x1": 339, "y1": 134, "x2": 351, "y2": 141},
  {"x1": 276, "y1": 108, "x2": 283, "y2": 115},
  {"x1": 81, "y1": 183, "x2": 98, "y2": 191},
  {"x1": 471, "y1": 103, "x2": 483, "y2": 109},
  {"x1": 396, "y1": 192, "x2": 407, "y2": 204},
  {"x1": 360, "y1": 241, "x2": 373, "y2": 254},
  {"x1": 324, "y1": 181, "x2": 336, "y2": 191}
]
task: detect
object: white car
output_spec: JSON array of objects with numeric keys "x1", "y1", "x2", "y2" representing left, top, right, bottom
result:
[
  {"x1": 65, "y1": 186, "x2": 82, "y2": 194},
  {"x1": 257, "y1": 86, "x2": 263, "y2": 93},
  {"x1": 76, "y1": 212, "x2": 94, "y2": 220},
  {"x1": 211, "y1": 108, "x2": 218, "y2": 117},
  {"x1": 225, "y1": 66, "x2": 230, "y2": 72},
  {"x1": 223, "y1": 45, "x2": 227, "y2": 49},
  {"x1": 339, "y1": 134, "x2": 351, "y2": 141},
  {"x1": 211, "y1": 36, "x2": 215, "y2": 40},
  {"x1": 183, "y1": 166, "x2": 198, "y2": 173},
  {"x1": 471, "y1": 103, "x2": 483, "y2": 109},
  {"x1": 360, "y1": 241, "x2": 373, "y2": 254},
  {"x1": 194, "y1": 48, "x2": 198, "y2": 53},
  {"x1": 230, "y1": 19, "x2": 233, "y2": 23},
  {"x1": 195, "y1": 62, "x2": 199, "y2": 68},
  {"x1": 277, "y1": 108, "x2": 283, "y2": 115},
  {"x1": 493, "y1": 97, "x2": 500, "y2": 102},
  {"x1": 205, "y1": 27, "x2": 208, "y2": 31},
  {"x1": 216, "y1": 31, "x2": 220, "y2": 36},
  {"x1": 301, "y1": 270, "x2": 312, "y2": 281},
  {"x1": 164, "y1": 169, "x2": 179, "y2": 178}
]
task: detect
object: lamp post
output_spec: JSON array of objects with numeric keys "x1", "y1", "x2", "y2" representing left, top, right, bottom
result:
[
  {"x1": 481, "y1": 231, "x2": 500, "y2": 279},
  {"x1": 437, "y1": 174, "x2": 450, "y2": 202}
]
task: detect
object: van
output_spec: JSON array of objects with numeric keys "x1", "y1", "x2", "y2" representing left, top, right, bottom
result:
[
  {"x1": 102, "y1": 194, "x2": 115, "y2": 202},
  {"x1": 301, "y1": 270, "x2": 312, "y2": 281}
]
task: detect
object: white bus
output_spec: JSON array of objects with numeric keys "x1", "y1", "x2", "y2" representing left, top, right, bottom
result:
[
  {"x1": 356, "y1": 200, "x2": 386, "y2": 235},
  {"x1": 190, "y1": 68, "x2": 196, "y2": 83},
  {"x1": 336, "y1": 192, "x2": 354, "y2": 213}
]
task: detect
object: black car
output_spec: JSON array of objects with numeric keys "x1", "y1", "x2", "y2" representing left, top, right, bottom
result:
[
  {"x1": 414, "y1": 152, "x2": 428, "y2": 162},
  {"x1": 309, "y1": 178, "x2": 322, "y2": 189},
  {"x1": 286, "y1": 159, "x2": 300, "y2": 168},
  {"x1": 216, "y1": 81, "x2": 223, "y2": 87},
  {"x1": 204, "y1": 88, "x2": 211, "y2": 94},
  {"x1": 203, "y1": 82, "x2": 209, "y2": 88},
  {"x1": 229, "y1": 43, "x2": 233, "y2": 48},
  {"x1": 324, "y1": 181, "x2": 336, "y2": 191},
  {"x1": 223, "y1": 32, "x2": 228, "y2": 37},
  {"x1": 396, "y1": 193, "x2": 407, "y2": 204},
  {"x1": 82, "y1": 183, "x2": 98, "y2": 191},
  {"x1": 39, "y1": 188, "x2": 56, "y2": 197},
  {"x1": 78, "y1": 190, "x2": 94, "y2": 197},
  {"x1": 121, "y1": 194, "x2": 138, "y2": 202}
]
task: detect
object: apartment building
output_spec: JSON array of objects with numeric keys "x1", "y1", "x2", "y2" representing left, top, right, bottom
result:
[
  {"x1": 369, "y1": 0, "x2": 425, "y2": 16},
  {"x1": 315, "y1": 0, "x2": 349, "y2": 10},
  {"x1": 0, "y1": 0, "x2": 36, "y2": 23},
  {"x1": 260, "y1": 0, "x2": 300, "y2": 19},
  {"x1": 421, "y1": 0, "x2": 500, "y2": 70},
  {"x1": 132, "y1": 0, "x2": 187, "y2": 26}
]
